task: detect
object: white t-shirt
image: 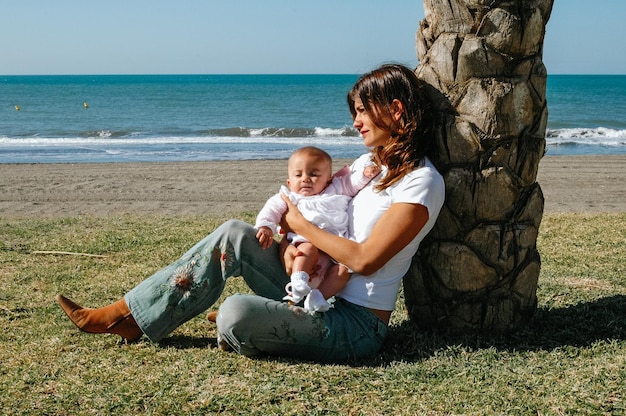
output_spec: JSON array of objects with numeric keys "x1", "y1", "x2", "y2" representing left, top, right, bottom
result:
[{"x1": 338, "y1": 154, "x2": 445, "y2": 311}]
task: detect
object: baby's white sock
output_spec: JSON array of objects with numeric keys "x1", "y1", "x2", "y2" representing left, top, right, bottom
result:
[
  {"x1": 283, "y1": 271, "x2": 311, "y2": 304},
  {"x1": 304, "y1": 288, "x2": 330, "y2": 313}
]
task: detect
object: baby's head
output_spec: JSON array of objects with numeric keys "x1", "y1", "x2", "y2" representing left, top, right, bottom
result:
[{"x1": 286, "y1": 146, "x2": 333, "y2": 196}]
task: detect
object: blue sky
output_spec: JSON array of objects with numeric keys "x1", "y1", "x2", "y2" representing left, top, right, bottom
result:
[{"x1": 2, "y1": 0, "x2": 625, "y2": 75}]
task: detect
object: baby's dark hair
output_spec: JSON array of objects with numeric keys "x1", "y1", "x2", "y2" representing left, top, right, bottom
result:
[
  {"x1": 290, "y1": 146, "x2": 332, "y2": 167},
  {"x1": 348, "y1": 64, "x2": 435, "y2": 190}
]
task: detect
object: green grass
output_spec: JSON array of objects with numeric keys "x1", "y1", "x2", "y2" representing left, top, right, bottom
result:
[{"x1": 1, "y1": 213, "x2": 624, "y2": 415}]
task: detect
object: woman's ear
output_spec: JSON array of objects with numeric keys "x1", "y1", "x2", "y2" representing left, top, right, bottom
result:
[{"x1": 391, "y1": 99, "x2": 404, "y2": 122}]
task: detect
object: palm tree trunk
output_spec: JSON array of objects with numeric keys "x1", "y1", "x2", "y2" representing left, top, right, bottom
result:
[{"x1": 405, "y1": 0, "x2": 555, "y2": 331}]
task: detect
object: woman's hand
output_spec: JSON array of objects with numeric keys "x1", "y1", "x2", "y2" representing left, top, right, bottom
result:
[
  {"x1": 278, "y1": 194, "x2": 320, "y2": 279},
  {"x1": 279, "y1": 193, "x2": 306, "y2": 236},
  {"x1": 280, "y1": 238, "x2": 320, "y2": 278},
  {"x1": 279, "y1": 238, "x2": 297, "y2": 275}
]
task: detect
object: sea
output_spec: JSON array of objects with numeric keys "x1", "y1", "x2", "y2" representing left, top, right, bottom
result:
[{"x1": 1, "y1": 74, "x2": 625, "y2": 163}]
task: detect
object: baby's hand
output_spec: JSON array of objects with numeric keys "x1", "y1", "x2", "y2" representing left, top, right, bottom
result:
[
  {"x1": 256, "y1": 226, "x2": 274, "y2": 249},
  {"x1": 363, "y1": 165, "x2": 381, "y2": 179}
]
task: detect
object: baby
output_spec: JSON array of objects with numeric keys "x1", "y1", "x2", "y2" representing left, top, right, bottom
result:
[{"x1": 255, "y1": 146, "x2": 380, "y2": 312}]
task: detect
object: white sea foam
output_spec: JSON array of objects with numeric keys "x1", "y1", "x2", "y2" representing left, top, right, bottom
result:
[{"x1": 546, "y1": 127, "x2": 626, "y2": 146}]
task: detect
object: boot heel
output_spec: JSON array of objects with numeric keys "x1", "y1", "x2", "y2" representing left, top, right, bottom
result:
[{"x1": 107, "y1": 314, "x2": 143, "y2": 343}]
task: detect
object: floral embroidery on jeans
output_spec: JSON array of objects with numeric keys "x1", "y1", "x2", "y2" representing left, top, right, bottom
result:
[
  {"x1": 270, "y1": 319, "x2": 298, "y2": 343},
  {"x1": 187, "y1": 252, "x2": 202, "y2": 268},
  {"x1": 169, "y1": 263, "x2": 197, "y2": 300},
  {"x1": 310, "y1": 312, "x2": 331, "y2": 341},
  {"x1": 217, "y1": 242, "x2": 235, "y2": 275},
  {"x1": 269, "y1": 305, "x2": 331, "y2": 344},
  {"x1": 160, "y1": 251, "x2": 210, "y2": 317}
]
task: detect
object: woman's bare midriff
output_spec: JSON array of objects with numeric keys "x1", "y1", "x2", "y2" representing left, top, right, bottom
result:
[{"x1": 369, "y1": 308, "x2": 391, "y2": 324}]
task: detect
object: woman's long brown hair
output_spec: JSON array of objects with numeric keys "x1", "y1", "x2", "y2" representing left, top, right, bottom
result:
[{"x1": 348, "y1": 64, "x2": 435, "y2": 191}]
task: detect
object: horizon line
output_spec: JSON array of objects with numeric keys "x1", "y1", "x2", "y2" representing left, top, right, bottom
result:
[{"x1": 2, "y1": 72, "x2": 625, "y2": 77}]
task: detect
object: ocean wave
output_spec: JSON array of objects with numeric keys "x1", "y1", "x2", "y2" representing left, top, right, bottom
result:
[
  {"x1": 547, "y1": 127, "x2": 626, "y2": 139},
  {"x1": 212, "y1": 126, "x2": 357, "y2": 138},
  {"x1": 80, "y1": 130, "x2": 127, "y2": 139},
  {"x1": 546, "y1": 127, "x2": 626, "y2": 146},
  {"x1": 0, "y1": 132, "x2": 362, "y2": 148},
  {"x1": 3, "y1": 126, "x2": 626, "y2": 150},
  {"x1": 1, "y1": 125, "x2": 358, "y2": 141}
]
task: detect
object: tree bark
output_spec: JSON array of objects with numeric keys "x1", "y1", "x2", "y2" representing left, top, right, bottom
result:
[{"x1": 405, "y1": 0, "x2": 554, "y2": 332}]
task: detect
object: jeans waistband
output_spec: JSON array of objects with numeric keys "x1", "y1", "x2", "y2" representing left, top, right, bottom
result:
[{"x1": 335, "y1": 297, "x2": 389, "y2": 326}]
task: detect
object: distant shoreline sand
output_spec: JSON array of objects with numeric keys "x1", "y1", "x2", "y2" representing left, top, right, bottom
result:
[{"x1": 1, "y1": 155, "x2": 624, "y2": 218}]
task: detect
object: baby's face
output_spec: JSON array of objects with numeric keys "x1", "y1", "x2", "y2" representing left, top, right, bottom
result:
[{"x1": 286, "y1": 153, "x2": 332, "y2": 196}]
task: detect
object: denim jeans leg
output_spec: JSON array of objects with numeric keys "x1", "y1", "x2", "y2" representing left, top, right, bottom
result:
[
  {"x1": 125, "y1": 220, "x2": 289, "y2": 342},
  {"x1": 217, "y1": 295, "x2": 388, "y2": 362}
]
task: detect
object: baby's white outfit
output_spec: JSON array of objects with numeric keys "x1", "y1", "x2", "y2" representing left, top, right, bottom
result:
[{"x1": 255, "y1": 164, "x2": 375, "y2": 312}]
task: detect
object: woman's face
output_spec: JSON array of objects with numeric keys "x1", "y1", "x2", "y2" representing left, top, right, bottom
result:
[{"x1": 352, "y1": 98, "x2": 390, "y2": 148}]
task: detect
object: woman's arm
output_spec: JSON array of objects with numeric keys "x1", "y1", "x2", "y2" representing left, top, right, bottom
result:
[{"x1": 280, "y1": 194, "x2": 429, "y2": 276}]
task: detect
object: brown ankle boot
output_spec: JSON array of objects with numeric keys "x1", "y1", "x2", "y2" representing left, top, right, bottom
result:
[
  {"x1": 56, "y1": 295, "x2": 143, "y2": 343},
  {"x1": 206, "y1": 310, "x2": 218, "y2": 323}
]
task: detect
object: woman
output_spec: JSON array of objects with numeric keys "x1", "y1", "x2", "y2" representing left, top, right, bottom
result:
[{"x1": 56, "y1": 64, "x2": 445, "y2": 362}]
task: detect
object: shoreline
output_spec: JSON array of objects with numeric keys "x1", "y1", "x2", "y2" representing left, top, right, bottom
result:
[{"x1": 1, "y1": 155, "x2": 624, "y2": 218}]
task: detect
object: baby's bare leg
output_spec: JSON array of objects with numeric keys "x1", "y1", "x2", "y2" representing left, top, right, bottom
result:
[
  {"x1": 318, "y1": 263, "x2": 350, "y2": 300},
  {"x1": 284, "y1": 242, "x2": 320, "y2": 304},
  {"x1": 291, "y1": 242, "x2": 319, "y2": 275}
]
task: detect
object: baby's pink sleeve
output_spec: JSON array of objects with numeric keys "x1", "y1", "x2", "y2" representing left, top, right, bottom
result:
[{"x1": 329, "y1": 165, "x2": 372, "y2": 197}]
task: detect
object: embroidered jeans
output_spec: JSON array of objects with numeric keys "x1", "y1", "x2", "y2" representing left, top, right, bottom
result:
[{"x1": 125, "y1": 219, "x2": 387, "y2": 362}]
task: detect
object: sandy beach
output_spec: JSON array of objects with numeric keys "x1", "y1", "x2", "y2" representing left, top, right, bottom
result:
[{"x1": 0, "y1": 155, "x2": 624, "y2": 218}]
